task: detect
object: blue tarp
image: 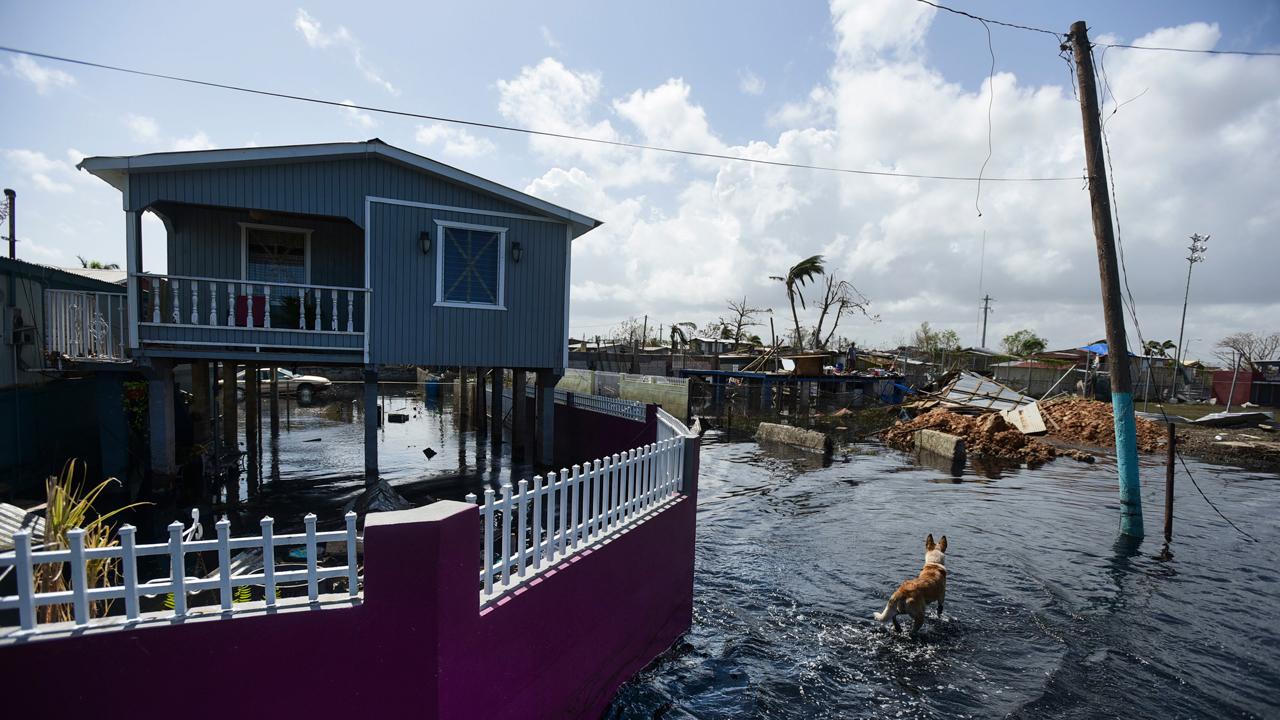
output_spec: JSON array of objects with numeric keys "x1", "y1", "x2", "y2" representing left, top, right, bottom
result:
[{"x1": 1079, "y1": 342, "x2": 1135, "y2": 357}]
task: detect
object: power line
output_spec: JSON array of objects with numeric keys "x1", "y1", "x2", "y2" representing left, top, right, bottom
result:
[
  {"x1": 0, "y1": 45, "x2": 1079, "y2": 184},
  {"x1": 1099, "y1": 42, "x2": 1280, "y2": 57},
  {"x1": 912, "y1": 0, "x2": 1060, "y2": 39}
]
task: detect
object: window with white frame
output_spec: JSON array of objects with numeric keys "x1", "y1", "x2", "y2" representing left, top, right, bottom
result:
[{"x1": 435, "y1": 220, "x2": 506, "y2": 308}]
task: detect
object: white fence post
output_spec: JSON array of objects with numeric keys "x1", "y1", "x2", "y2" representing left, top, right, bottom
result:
[
  {"x1": 499, "y1": 483, "x2": 512, "y2": 589},
  {"x1": 305, "y1": 513, "x2": 318, "y2": 602},
  {"x1": 345, "y1": 511, "x2": 358, "y2": 598},
  {"x1": 119, "y1": 524, "x2": 140, "y2": 621},
  {"x1": 217, "y1": 517, "x2": 232, "y2": 611},
  {"x1": 261, "y1": 516, "x2": 276, "y2": 607},
  {"x1": 482, "y1": 488, "x2": 495, "y2": 597},
  {"x1": 68, "y1": 529, "x2": 89, "y2": 624},
  {"x1": 168, "y1": 521, "x2": 186, "y2": 617},
  {"x1": 516, "y1": 479, "x2": 529, "y2": 579},
  {"x1": 557, "y1": 468, "x2": 570, "y2": 556},
  {"x1": 531, "y1": 477, "x2": 543, "y2": 571}
]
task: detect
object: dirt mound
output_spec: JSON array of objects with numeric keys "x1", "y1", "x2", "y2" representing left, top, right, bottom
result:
[
  {"x1": 884, "y1": 408, "x2": 1058, "y2": 465},
  {"x1": 1041, "y1": 397, "x2": 1164, "y2": 453}
]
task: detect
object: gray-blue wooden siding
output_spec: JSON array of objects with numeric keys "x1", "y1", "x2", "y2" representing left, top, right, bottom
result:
[
  {"x1": 368, "y1": 202, "x2": 567, "y2": 368},
  {"x1": 130, "y1": 157, "x2": 569, "y2": 369}
]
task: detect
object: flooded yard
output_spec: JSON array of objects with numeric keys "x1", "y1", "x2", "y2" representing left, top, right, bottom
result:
[
  {"x1": 609, "y1": 431, "x2": 1279, "y2": 719},
  {"x1": 176, "y1": 385, "x2": 1277, "y2": 717}
]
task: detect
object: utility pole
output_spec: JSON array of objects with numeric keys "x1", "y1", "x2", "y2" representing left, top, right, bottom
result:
[
  {"x1": 1171, "y1": 234, "x2": 1208, "y2": 401},
  {"x1": 980, "y1": 294, "x2": 994, "y2": 348},
  {"x1": 3, "y1": 189, "x2": 14, "y2": 259},
  {"x1": 1069, "y1": 20, "x2": 1143, "y2": 538}
]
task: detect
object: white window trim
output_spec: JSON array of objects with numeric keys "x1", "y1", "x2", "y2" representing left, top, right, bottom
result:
[
  {"x1": 434, "y1": 219, "x2": 508, "y2": 311},
  {"x1": 239, "y1": 222, "x2": 313, "y2": 284}
]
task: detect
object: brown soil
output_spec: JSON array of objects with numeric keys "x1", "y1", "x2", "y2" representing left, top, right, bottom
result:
[
  {"x1": 1040, "y1": 397, "x2": 1165, "y2": 453},
  {"x1": 883, "y1": 408, "x2": 1061, "y2": 466},
  {"x1": 1173, "y1": 424, "x2": 1280, "y2": 474}
]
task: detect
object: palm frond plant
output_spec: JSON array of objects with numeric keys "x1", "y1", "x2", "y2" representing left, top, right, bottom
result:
[
  {"x1": 770, "y1": 255, "x2": 825, "y2": 351},
  {"x1": 37, "y1": 459, "x2": 150, "y2": 623}
]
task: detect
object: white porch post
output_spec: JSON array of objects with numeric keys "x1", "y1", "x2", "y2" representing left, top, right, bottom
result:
[{"x1": 125, "y1": 210, "x2": 141, "y2": 350}]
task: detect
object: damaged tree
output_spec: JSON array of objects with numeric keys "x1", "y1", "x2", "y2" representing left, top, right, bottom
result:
[{"x1": 810, "y1": 274, "x2": 876, "y2": 350}]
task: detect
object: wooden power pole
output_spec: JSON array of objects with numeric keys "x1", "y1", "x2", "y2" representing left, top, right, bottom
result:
[{"x1": 1069, "y1": 20, "x2": 1143, "y2": 538}]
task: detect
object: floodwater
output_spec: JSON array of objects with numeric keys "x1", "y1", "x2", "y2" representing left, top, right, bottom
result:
[
  {"x1": 609, "y1": 431, "x2": 1280, "y2": 719},
  {"x1": 174, "y1": 385, "x2": 1278, "y2": 717}
]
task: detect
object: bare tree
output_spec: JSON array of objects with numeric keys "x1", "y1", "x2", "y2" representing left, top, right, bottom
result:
[
  {"x1": 1215, "y1": 331, "x2": 1280, "y2": 370},
  {"x1": 720, "y1": 297, "x2": 767, "y2": 350},
  {"x1": 810, "y1": 275, "x2": 876, "y2": 350}
]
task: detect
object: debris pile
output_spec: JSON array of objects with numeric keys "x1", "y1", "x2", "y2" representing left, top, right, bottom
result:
[
  {"x1": 884, "y1": 408, "x2": 1058, "y2": 465},
  {"x1": 1040, "y1": 397, "x2": 1164, "y2": 453}
]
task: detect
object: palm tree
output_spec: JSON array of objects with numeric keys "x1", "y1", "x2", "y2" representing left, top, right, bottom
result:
[
  {"x1": 669, "y1": 322, "x2": 697, "y2": 353},
  {"x1": 77, "y1": 255, "x2": 120, "y2": 270},
  {"x1": 1144, "y1": 339, "x2": 1176, "y2": 358},
  {"x1": 769, "y1": 255, "x2": 825, "y2": 350}
]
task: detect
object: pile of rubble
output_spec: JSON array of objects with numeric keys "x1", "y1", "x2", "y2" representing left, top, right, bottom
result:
[
  {"x1": 884, "y1": 408, "x2": 1059, "y2": 465},
  {"x1": 1040, "y1": 397, "x2": 1165, "y2": 453}
]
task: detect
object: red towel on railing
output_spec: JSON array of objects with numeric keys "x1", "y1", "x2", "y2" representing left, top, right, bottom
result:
[{"x1": 235, "y1": 295, "x2": 267, "y2": 327}]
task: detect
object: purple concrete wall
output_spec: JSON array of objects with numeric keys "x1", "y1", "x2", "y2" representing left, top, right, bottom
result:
[
  {"x1": 523, "y1": 394, "x2": 658, "y2": 466},
  {"x1": 0, "y1": 455, "x2": 699, "y2": 719}
]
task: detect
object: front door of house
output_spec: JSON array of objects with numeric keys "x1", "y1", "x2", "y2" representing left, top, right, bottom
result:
[{"x1": 243, "y1": 224, "x2": 309, "y2": 326}]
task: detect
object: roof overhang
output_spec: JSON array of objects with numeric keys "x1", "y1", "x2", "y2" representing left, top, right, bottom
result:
[{"x1": 77, "y1": 139, "x2": 602, "y2": 237}]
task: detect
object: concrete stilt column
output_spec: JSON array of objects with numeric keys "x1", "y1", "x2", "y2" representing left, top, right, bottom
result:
[
  {"x1": 511, "y1": 369, "x2": 527, "y2": 459},
  {"x1": 222, "y1": 362, "x2": 238, "y2": 454},
  {"x1": 534, "y1": 370, "x2": 556, "y2": 466},
  {"x1": 269, "y1": 365, "x2": 280, "y2": 437},
  {"x1": 457, "y1": 367, "x2": 469, "y2": 419},
  {"x1": 190, "y1": 361, "x2": 211, "y2": 446},
  {"x1": 490, "y1": 368, "x2": 505, "y2": 447},
  {"x1": 147, "y1": 359, "x2": 177, "y2": 477},
  {"x1": 473, "y1": 367, "x2": 488, "y2": 432},
  {"x1": 798, "y1": 379, "x2": 811, "y2": 418},
  {"x1": 364, "y1": 367, "x2": 379, "y2": 485},
  {"x1": 245, "y1": 363, "x2": 259, "y2": 487}
]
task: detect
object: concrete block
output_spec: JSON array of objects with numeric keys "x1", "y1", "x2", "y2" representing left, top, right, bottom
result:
[
  {"x1": 755, "y1": 422, "x2": 833, "y2": 454},
  {"x1": 914, "y1": 429, "x2": 965, "y2": 462}
]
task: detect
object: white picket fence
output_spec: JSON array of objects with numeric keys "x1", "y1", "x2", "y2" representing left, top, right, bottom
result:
[
  {"x1": 468, "y1": 435, "x2": 685, "y2": 603},
  {"x1": 0, "y1": 512, "x2": 358, "y2": 633},
  {"x1": 511, "y1": 384, "x2": 646, "y2": 422},
  {"x1": 657, "y1": 406, "x2": 696, "y2": 442}
]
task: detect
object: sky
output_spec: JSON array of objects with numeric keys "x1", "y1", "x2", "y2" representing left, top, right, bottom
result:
[{"x1": 1, "y1": 0, "x2": 1278, "y2": 361}]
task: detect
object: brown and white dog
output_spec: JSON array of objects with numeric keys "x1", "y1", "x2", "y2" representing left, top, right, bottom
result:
[{"x1": 873, "y1": 534, "x2": 948, "y2": 636}]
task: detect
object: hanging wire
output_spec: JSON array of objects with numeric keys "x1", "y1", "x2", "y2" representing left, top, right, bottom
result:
[
  {"x1": 1158, "y1": 410, "x2": 1258, "y2": 542},
  {"x1": 975, "y1": 18, "x2": 995, "y2": 217},
  {"x1": 0, "y1": 45, "x2": 1079, "y2": 184}
]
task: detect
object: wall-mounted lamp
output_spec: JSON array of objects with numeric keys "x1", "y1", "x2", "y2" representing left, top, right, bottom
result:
[
  {"x1": 511, "y1": 241, "x2": 523, "y2": 264},
  {"x1": 419, "y1": 231, "x2": 431, "y2": 255}
]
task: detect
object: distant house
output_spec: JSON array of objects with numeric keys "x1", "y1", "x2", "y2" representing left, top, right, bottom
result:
[
  {"x1": 71, "y1": 139, "x2": 602, "y2": 479},
  {"x1": 2, "y1": 257, "x2": 131, "y2": 492},
  {"x1": 686, "y1": 336, "x2": 734, "y2": 355}
]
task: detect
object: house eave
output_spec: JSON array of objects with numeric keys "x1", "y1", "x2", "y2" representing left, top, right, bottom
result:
[{"x1": 77, "y1": 140, "x2": 602, "y2": 236}]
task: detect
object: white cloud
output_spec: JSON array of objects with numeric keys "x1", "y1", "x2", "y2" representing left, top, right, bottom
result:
[
  {"x1": 507, "y1": 0, "x2": 1280, "y2": 351},
  {"x1": 414, "y1": 123, "x2": 496, "y2": 158},
  {"x1": 171, "y1": 131, "x2": 215, "y2": 152},
  {"x1": 738, "y1": 69, "x2": 766, "y2": 96},
  {"x1": 125, "y1": 114, "x2": 160, "y2": 143},
  {"x1": 340, "y1": 100, "x2": 377, "y2": 130},
  {"x1": 3, "y1": 149, "x2": 76, "y2": 193},
  {"x1": 4, "y1": 54, "x2": 75, "y2": 94},
  {"x1": 294, "y1": 9, "x2": 398, "y2": 95}
]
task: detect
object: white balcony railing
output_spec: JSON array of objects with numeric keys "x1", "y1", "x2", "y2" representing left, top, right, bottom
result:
[
  {"x1": 44, "y1": 289, "x2": 129, "y2": 361},
  {"x1": 137, "y1": 273, "x2": 368, "y2": 335}
]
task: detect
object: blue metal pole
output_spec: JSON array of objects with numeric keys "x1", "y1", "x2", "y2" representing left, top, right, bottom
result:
[{"x1": 1112, "y1": 391, "x2": 1143, "y2": 536}]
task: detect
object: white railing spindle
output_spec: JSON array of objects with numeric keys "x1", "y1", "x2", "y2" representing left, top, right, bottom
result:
[
  {"x1": 298, "y1": 288, "x2": 305, "y2": 329},
  {"x1": 191, "y1": 280, "x2": 199, "y2": 325},
  {"x1": 263, "y1": 286, "x2": 272, "y2": 329},
  {"x1": 171, "y1": 280, "x2": 180, "y2": 324},
  {"x1": 227, "y1": 284, "x2": 235, "y2": 327},
  {"x1": 331, "y1": 290, "x2": 338, "y2": 332},
  {"x1": 347, "y1": 290, "x2": 354, "y2": 332},
  {"x1": 152, "y1": 281, "x2": 161, "y2": 323},
  {"x1": 210, "y1": 282, "x2": 218, "y2": 326}
]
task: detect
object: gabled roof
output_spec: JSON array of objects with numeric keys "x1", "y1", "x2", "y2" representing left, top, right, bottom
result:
[{"x1": 77, "y1": 139, "x2": 601, "y2": 236}]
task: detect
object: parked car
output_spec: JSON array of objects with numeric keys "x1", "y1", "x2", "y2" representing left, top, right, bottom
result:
[{"x1": 221, "y1": 368, "x2": 332, "y2": 403}]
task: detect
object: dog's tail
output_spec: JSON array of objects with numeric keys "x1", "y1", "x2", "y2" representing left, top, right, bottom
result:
[{"x1": 873, "y1": 591, "x2": 901, "y2": 622}]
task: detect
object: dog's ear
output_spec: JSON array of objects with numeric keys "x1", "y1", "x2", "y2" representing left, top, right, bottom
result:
[
  {"x1": 925, "y1": 533, "x2": 935, "y2": 550},
  {"x1": 939, "y1": 536, "x2": 948, "y2": 553}
]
